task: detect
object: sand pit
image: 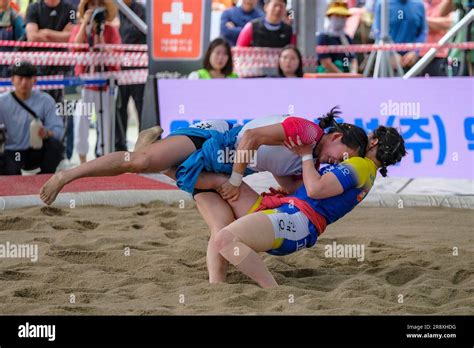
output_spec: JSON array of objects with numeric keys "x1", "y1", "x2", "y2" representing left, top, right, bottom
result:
[{"x1": 0, "y1": 202, "x2": 473, "y2": 315}]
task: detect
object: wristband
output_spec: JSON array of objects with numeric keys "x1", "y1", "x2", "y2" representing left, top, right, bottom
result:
[
  {"x1": 301, "y1": 154, "x2": 313, "y2": 162},
  {"x1": 228, "y1": 171, "x2": 243, "y2": 187}
]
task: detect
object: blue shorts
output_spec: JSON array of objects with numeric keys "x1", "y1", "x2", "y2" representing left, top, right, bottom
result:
[{"x1": 261, "y1": 203, "x2": 318, "y2": 256}]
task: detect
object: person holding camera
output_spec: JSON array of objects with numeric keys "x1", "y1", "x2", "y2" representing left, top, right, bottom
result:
[
  {"x1": 69, "y1": 0, "x2": 121, "y2": 164},
  {"x1": 0, "y1": 62, "x2": 64, "y2": 176}
]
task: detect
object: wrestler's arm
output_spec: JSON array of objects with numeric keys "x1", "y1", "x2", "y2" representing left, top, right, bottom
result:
[
  {"x1": 286, "y1": 136, "x2": 344, "y2": 199},
  {"x1": 232, "y1": 124, "x2": 285, "y2": 176},
  {"x1": 301, "y1": 160, "x2": 344, "y2": 199},
  {"x1": 218, "y1": 124, "x2": 286, "y2": 201}
]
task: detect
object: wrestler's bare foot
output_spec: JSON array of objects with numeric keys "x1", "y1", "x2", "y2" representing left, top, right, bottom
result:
[
  {"x1": 134, "y1": 126, "x2": 163, "y2": 152},
  {"x1": 40, "y1": 171, "x2": 66, "y2": 205}
]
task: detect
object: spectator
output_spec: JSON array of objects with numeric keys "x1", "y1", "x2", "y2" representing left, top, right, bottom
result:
[
  {"x1": 25, "y1": 0, "x2": 76, "y2": 103},
  {"x1": 213, "y1": 0, "x2": 235, "y2": 12},
  {"x1": 277, "y1": 45, "x2": 303, "y2": 77},
  {"x1": 440, "y1": 0, "x2": 473, "y2": 76},
  {"x1": 0, "y1": 0, "x2": 26, "y2": 78},
  {"x1": 115, "y1": 0, "x2": 146, "y2": 152},
  {"x1": 65, "y1": 0, "x2": 81, "y2": 8},
  {"x1": 189, "y1": 38, "x2": 238, "y2": 79},
  {"x1": 0, "y1": 61, "x2": 64, "y2": 175},
  {"x1": 25, "y1": 0, "x2": 76, "y2": 166},
  {"x1": 317, "y1": 1, "x2": 358, "y2": 73},
  {"x1": 13, "y1": 0, "x2": 29, "y2": 17},
  {"x1": 372, "y1": 0, "x2": 427, "y2": 70},
  {"x1": 420, "y1": 0, "x2": 453, "y2": 76},
  {"x1": 220, "y1": 0, "x2": 264, "y2": 46},
  {"x1": 70, "y1": 0, "x2": 121, "y2": 163},
  {"x1": 236, "y1": 0, "x2": 294, "y2": 48}
]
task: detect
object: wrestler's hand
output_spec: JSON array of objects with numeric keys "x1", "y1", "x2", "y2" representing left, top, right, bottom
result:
[
  {"x1": 217, "y1": 180, "x2": 241, "y2": 202},
  {"x1": 284, "y1": 135, "x2": 315, "y2": 157}
]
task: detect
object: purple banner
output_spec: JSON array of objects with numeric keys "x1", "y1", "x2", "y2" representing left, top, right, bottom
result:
[{"x1": 158, "y1": 77, "x2": 474, "y2": 179}]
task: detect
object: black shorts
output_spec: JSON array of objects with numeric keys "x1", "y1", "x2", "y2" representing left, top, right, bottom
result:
[
  {"x1": 187, "y1": 135, "x2": 206, "y2": 150},
  {"x1": 192, "y1": 188, "x2": 218, "y2": 199}
]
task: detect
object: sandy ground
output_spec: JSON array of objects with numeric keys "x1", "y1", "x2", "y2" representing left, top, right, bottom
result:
[{"x1": 0, "y1": 202, "x2": 473, "y2": 315}]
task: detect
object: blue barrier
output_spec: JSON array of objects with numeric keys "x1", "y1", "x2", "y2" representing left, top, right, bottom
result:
[{"x1": 0, "y1": 77, "x2": 108, "y2": 87}]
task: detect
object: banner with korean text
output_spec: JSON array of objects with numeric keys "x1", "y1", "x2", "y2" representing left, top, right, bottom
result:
[{"x1": 158, "y1": 77, "x2": 474, "y2": 179}]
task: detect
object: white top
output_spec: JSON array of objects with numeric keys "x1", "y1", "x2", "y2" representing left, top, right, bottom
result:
[{"x1": 235, "y1": 115, "x2": 317, "y2": 177}]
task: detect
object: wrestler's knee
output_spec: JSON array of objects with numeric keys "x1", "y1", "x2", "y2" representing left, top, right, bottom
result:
[
  {"x1": 214, "y1": 229, "x2": 251, "y2": 266},
  {"x1": 124, "y1": 152, "x2": 150, "y2": 173},
  {"x1": 213, "y1": 229, "x2": 238, "y2": 251}
]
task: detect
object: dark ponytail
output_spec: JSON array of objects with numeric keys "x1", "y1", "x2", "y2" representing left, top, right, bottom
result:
[
  {"x1": 318, "y1": 106, "x2": 341, "y2": 129},
  {"x1": 372, "y1": 126, "x2": 407, "y2": 177},
  {"x1": 318, "y1": 106, "x2": 368, "y2": 158}
]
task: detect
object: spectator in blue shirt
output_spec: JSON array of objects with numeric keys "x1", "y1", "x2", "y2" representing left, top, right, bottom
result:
[
  {"x1": 372, "y1": 0, "x2": 427, "y2": 69},
  {"x1": 0, "y1": 62, "x2": 64, "y2": 175},
  {"x1": 220, "y1": 0, "x2": 264, "y2": 46},
  {"x1": 0, "y1": 0, "x2": 24, "y2": 40},
  {"x1": 0, "y1": 0, "x2": 26, "y2": 78}
]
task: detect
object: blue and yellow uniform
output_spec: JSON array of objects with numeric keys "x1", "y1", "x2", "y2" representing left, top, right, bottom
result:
[{"x1": 258, "y1": 157, "x2": 377, "y2": 256}]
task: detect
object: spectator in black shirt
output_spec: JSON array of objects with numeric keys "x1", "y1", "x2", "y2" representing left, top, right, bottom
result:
[
  {"x1": 25, "y1": 0, "x2": 76, "y2": 166},
  {"x1": 25, "y1": 0, "x2": 75, "y2": 45},
  {"x1": 236, "y1": 0, "x2": 294, "y2": 48},
  {"x1": 25, "y1": 0, "x2": 76, "y2": 103},
  {"x1": 317, "y1": 1, "x2": 358, "y2": 74},
  {"x1": 115, "y1": 0, "x2": 147, "y2": 151},
  {"x1": 64, "y1": 0, "x2": 81, "y2": 8}
]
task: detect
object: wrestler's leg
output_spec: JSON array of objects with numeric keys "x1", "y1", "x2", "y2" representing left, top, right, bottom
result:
[
  {"x1": 40, "y1": 136, "x2": 196, "y2": 205},
  {"x1": 212, "y1": 212, "x2": 277, "y2": 288}
]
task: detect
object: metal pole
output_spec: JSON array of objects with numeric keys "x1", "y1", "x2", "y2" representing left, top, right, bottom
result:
[
  {"x1": 116, "y1": 0, "x2": 147, "y2": 35},
  {"x1": 378, "y1": 0, "x2": 390, "y2": 77},
  {"x1": 374, "y1": 50, "x2": 382, "y2": 78},
  {"x1": 363, "y1": 50, "x2": 377, "y2": 76},
  {"x1": 109, "y1": 76, "x2": 117, "y2": 154},
  {"x1": 295, "y1": 0, "x2": 317, "y2": 59},
  {"x1": 404, "y1": 9, "x2": 474, "y2": 78},
  {"x1": 315, "y1": 0, "x2": 327, "y2": 33},
  {"x1": 380, "y1": 0, "x2": 389, "y2": 41},
  {"x1": 392, "y1": 50, "x2": 404, "y2": 76}
]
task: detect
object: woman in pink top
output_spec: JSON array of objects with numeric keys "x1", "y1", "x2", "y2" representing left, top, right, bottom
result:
[
  {"x1": 420, "y1": 0, "x2": 454, "y2": 76},
  {"x1": 70, "y1": 0, "x2": 121, "y2": 164}
]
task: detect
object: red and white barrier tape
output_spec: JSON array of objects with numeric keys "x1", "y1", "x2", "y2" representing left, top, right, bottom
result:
[
  {"x1": 1, "y1": 41, "x2": 472, "y2": 78},
  {"x1": 93, "y1": 44, "x2": 148, "y2": 51},
  {"x1": 1, "y1": 40, "x2": 472, "y2": 55},
  {"x1": 315, "y1": 41, "x2": 474, "y2": 54},
  {"x1": 0, "y1": 40, "x2": 88, "y2": 49},
  {"x1": 0, "y1": 40, "x2": 147, "y2": 51},
  {"x1": 79, "y1": 69, "x2": 148, "y2": 85},
  {"x1": 231, "y1": 42, "x2": 474, "y2": 57},
  {"x1": 232, "y1": 42, "x2": 474, "y2": 76},
  {"x1": 0, "y1": 51, "x2": 148, "y2": 67}
]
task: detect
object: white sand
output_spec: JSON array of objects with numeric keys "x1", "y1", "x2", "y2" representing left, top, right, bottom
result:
[{"x1": 0, "y1": 202, "x2": 473, "y2": 315}]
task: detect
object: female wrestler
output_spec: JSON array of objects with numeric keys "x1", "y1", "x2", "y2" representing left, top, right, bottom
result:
[
  {"x1": 40, "y1": 108, "x2": 366, "y2": 205},
  {"x1": 192, "y1": 125, "x2": 406, "y2": 288}
]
